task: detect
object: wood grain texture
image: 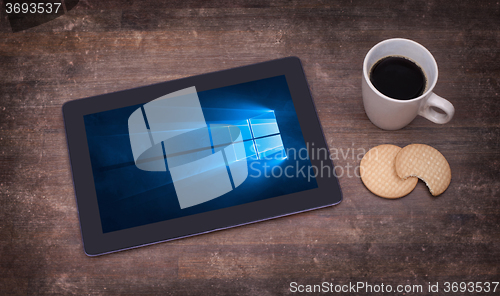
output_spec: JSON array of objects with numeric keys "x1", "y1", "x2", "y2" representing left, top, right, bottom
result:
[{"x1": 1, "y1": 0, "x2": 499, "y2": 295}]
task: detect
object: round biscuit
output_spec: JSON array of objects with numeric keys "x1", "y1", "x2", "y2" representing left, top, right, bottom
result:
[
  {"x1": 395, "y1": 144, "x2": 451, "y2": 196},
  {"x1": 360, "y1": 144, "x2": 418, "y2": 199}
]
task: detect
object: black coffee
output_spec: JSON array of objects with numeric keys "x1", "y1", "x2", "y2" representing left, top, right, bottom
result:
[{"x1": 370, "y1": 56, "x2": 426, "y2": 100}]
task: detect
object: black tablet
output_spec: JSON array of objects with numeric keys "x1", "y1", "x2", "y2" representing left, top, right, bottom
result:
[{"x1": 63, "y1": 57, "x2": 342, "y2": 256}]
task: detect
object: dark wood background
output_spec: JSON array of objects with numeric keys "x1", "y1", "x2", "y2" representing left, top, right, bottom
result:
[{"x1": 1, "y1": 1, "x2": 499, "y2": 295}]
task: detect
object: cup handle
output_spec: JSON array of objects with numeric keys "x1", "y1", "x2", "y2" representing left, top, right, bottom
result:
[{"x1": 418, "y1": 93, "x2": 455, "y2": 124}]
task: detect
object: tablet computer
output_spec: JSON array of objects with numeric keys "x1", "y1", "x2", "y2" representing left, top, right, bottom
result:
[{"x1": 63, "y1": 57, "x2": 342, "y2": 256}]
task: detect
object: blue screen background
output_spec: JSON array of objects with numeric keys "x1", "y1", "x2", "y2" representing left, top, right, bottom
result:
[{"x1": 84, "y1": 75, "x2": 318, "y2": 233}]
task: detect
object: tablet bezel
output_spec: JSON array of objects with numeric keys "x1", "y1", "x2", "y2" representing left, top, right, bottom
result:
[{"x1": 63, "y1": 57, "x2": 342, "y2": 256}]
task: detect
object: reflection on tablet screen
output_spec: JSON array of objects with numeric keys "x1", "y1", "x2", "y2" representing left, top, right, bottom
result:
[{"x1": 83, "y1": 75, "x2": 318, "y2": 233}]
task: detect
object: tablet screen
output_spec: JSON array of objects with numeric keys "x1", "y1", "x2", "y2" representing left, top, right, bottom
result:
[{"x1": 83, "y1": 75, "x2": 318, "y2": 233}]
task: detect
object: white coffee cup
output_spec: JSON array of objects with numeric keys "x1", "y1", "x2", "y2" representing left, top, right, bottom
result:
[{"x1": 362, "y1": 38, "x2": 455, "y2": 130}]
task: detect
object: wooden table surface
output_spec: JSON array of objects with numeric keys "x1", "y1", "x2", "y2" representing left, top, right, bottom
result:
[{"x1": 1, "y1": 1, "x2": 499, "y2": 295}]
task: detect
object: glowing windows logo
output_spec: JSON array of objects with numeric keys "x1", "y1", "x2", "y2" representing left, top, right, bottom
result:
[{"x1": 128, "y1": 86, "x2": 285, "y2": 209}]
